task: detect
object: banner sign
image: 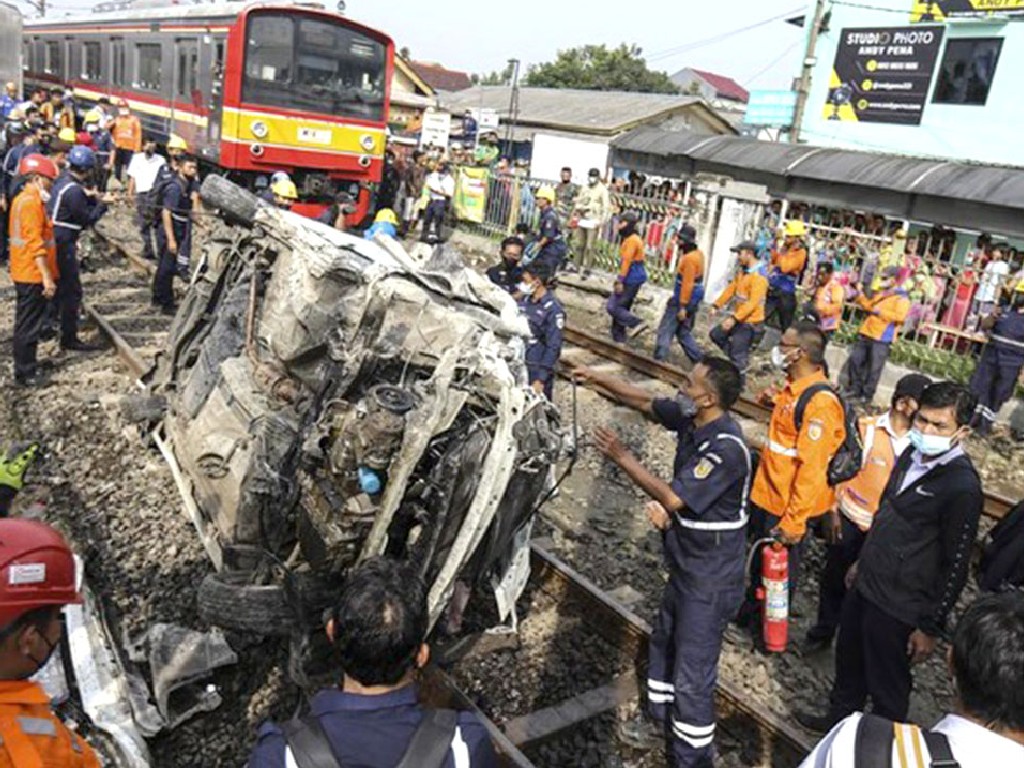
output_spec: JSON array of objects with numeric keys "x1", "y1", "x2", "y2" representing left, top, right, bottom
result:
[
  {"x1": 744, "y1": 90, "x2": 798, "y2": 127},
  {"x1": 419, "y1": 108, "x2": 451, "y2": 149},
  {"x1": 912, "y1": 0, "x2": 1024, "y2": 22},
  {"x1": 453, "y1": 167, "x2": 488, "y2": 223},
  {"x1": 823, "y1": 26, "x2": 945, "y2": 125}
]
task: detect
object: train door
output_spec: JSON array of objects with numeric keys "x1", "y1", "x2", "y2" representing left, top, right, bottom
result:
[
  {"x1": 206, "y1": 36, "x2": 225, "y2": 147},
  {"x1": 172, "y1": 38, "x2": 199, "y2": 146}
]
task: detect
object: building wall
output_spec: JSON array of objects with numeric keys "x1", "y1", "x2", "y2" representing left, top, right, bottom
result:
[
  {"x1": 798, "y1": 0, "x2": 1024, "y2": 166},
  {"x1": 671, "y1": 70, "x2": 716, "y2": 101}
]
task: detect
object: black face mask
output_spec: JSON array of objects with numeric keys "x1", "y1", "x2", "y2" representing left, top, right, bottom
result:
[{"x1": 25, "y1": 631, "x2": 58, "y2": 679}]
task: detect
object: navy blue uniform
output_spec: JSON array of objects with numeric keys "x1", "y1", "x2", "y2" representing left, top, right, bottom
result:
[
  {"x1": 970, "y1": 307, "x2": 1024, "y2": 435},
  {"x1": 535, "y1": 207, "x2": 568, "y2": 273},
  {"x1": 152, "y1": 173, "x2": 196, "y2": 309},
  {"x1": 519, "y1": 291, "x2": 565, "y2": 400},
  {"x1": 485, "y1": 258, "x2": 523, "y2": 293},
  {"x1": 48, "y1": 171, "x2": 106, "y2": 345},
  {"x1": 3, "y1": 142, "x2": 32, "y2": 198},
  {"x1": 646, "y1": 401, "x2": 751, "y2": 768},
  {"x1": 93, "y1": 130, "x2": 114, "y2": 189},
  {"x1": 247, "y1": 685, "x2": 497, "y2": 768}
]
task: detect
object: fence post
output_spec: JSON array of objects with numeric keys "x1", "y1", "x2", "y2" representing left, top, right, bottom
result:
[{"x1": 507, "y1": 175, "x2": 522, "y2": 235}]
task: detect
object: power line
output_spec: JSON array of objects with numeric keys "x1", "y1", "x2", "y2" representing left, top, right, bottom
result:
[
  {"x1": 744, "y1": 40, "x2": 801, "y2": 87},
  {"x1": 645, "y1": 7, "x2": 806, "y2": 64}
]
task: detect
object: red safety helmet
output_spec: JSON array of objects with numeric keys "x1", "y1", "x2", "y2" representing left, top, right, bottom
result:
[
  {"x1": 0, "y1": 519, "x2": 82, "y2": 631},
  {"x1": 18, "y1": 153, "x2": 58, "y2": 180}
]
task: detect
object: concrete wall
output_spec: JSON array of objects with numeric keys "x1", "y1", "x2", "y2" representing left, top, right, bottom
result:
[{"x1": 798, "y1": 0, "x2": 1024, "y2": 166}]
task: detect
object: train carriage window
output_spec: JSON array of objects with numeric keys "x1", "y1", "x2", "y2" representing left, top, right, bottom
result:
[
  {"x1": 44, "y1": 41, "x2": 63, "y2": 76},
  {"x1": 135, "y1": 43, "x2": 162, "y2": 91},
  {"x1": 176, "y1": 41, "x2": 199, "y2": 98},
  {"x1": 83, "y1": 42, "x2": 101, "y2": 80},
  {"x1": 112, "y1": 39, "x2": 126, "y2": 85},
  {"x1": 22, "y1": 41, "x2": 30, "y2": 72}
]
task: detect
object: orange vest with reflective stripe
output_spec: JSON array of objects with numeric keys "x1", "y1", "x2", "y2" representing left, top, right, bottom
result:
[
  {"x1": 836, "y1": 415, "x2": 898, "y2": 531},
  {"x1": 0, "y1": 681, "x2": 100, "y2": 768},
  {"x1": 9, "y1": 186, "x2": 58, "y2": 285},
  {"x1": 112, "y1": 115, "x2": 142, "y2": 152}
]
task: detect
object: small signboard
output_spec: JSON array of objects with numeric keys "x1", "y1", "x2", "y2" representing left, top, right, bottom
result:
[
  {"x1": 744, "y1": 90, "x2": 798, "y2": 127},
  {"x1": 419, "y1": 107, "x2": 451, "y2": 149},
  {"x1": 823, "y1": 26, "x2": 945, "y2": 125}
]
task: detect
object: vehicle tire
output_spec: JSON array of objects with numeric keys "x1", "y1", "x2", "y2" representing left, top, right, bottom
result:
[
  {"x1": 199, "y1": 175, "x2": 258, "y2": 227},
  {"x1": 196, "y1": 571, "x2": 296, "y2": 637}
]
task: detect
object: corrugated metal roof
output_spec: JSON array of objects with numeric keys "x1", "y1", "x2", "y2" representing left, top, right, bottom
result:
[{"x1": 439, "y1": 86, "x2": 716, "y2": 135}]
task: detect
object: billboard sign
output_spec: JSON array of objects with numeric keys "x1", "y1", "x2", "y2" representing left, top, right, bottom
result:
[
  {"x1": 912, "y1": 0, "x2": 1024, "y2": 22},
  {"x1": 744, "y1": 90, "x2": 798, "y2": 127},
  {"x1": 823, "y1": 26, "x2": 945, "y2": 125}
]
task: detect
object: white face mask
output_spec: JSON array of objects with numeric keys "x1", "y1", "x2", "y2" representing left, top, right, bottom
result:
[
  {"x1": 37, "y1": 186, "x2": 51, "y2": 203},
  {"x1": 518, "y1": 281, "x2": 535, "y2": 296},
  {"x1": 770, "y1": 345, "x2": 789, "y2": 371},
  {"x1": 908, "y1": 428, "x2": 957, "y2": 457}
]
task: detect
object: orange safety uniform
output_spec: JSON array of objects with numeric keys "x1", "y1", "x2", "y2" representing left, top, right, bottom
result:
[
  {"x1": 9, "y1": 185, "x2": 58, "y2": 285},
  {"x1": 676, "y1": 247, "x2": 704, "y2": 304},
  {"x1": 751, "y1": 369, "x2": 846, "y2": 537},
  {"x1": 112, "y1": 114, "x2": 142, "y2": 152},
  {"x1": 714, "y1": 270, "x2": 768, "y2": 324},
  {"x1": 814, "y1": 279, "x2": 845, "y2": 332},
  {"x1": 770, "y1": 245, "x2": 807, "y2": 280},
  {"x1": 0, "y1": 681, "x2": 100, "y2": 768},
  {"x1": 617, "y1": 232, "x2": 647, "y2": 284},
  {"x1": 835, "y1": 413, "x2": 906, "y2": 532},
  {"x1": 856, "y1": 291, "x2": 911, "y2": 342}
]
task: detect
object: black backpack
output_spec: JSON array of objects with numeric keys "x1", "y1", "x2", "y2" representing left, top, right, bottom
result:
[
  {"x1": 794, "y1": 382, "x2": 863, "y2": 486},
  {"x1": 979, "y1": 499, "x2": 1024, "y2": 591},
  {"x1": 280, "y1": 708, "x2": 458, "y2": 768},
  {"x1": 855, "y1": 713, "x2": 960, "y2": 768}
]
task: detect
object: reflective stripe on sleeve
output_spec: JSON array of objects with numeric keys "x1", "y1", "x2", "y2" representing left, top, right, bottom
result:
[
  {"x1": 767, "y1": 439, "x2": 798, "y2": 457},
  {"x1": 17, "y1": 716, "x2": 57, "y2": 737}
]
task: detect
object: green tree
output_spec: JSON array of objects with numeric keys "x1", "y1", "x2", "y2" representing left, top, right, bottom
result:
[
  {"x1": 475, "y1": 64, "x2": 514, "y2": 86},
  {"x1": 525, "y1": 44, "x2": 679, "y2": 94}
]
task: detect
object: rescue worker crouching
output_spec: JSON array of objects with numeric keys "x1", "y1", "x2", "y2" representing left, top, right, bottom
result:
[
  {"x1": 48, "y1": 145, "x2": 109, "y2": 352},
  {"x1": 606, "y1": 211, "x2": 649, "y2": 343},
  {"x1": 737, "y1": 322, "x2": 846, "y2": 634},
  {"x1": 710, "y1": 241, "x2": 768, "y2": 383},
  {"x1": 518, "y1": 261, "x2": 565, "y2": 400},
  {"x1": 151, "y1": 153, "x2": 199, "y2": 315},
  {"x1": 576, "y1": 357, "x2": 751, "y2": 768},
  {"x1": 9, "y1": 154, "x2": 59, "y2": 388},
  {"x1": 0, "y1": 518, "x2": 100, "y2": 767},
  {"x1": 969, "y1": 280, "x2": 1024, "y2": 436},
  {"x1": 654, "y1": 224, "x2": 705, "y2": 364}
]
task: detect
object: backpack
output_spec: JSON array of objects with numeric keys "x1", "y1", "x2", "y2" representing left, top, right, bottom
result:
[
  {"x1": 978, "y1": 499, "x2": 1024, "y2": 591},
  {"x1": 794, "y1": 382, "x2": 863, "y2": 486},
  {"x1": 855, "y1": 713, "x2": 960, "y2": 768},
  {"x1": 281, "y1": 708, "x2": 458, "y2": 768}
]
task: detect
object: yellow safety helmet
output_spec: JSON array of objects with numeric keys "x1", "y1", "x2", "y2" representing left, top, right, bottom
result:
[
  {"x1": 167, "y1": 134, "x2": 189, "y2": 151},
  {"x1": 535, "y1": 185, "x2": 556, "y2": 203},
  {"x1": 1014, "y1": 278, "x2": 1024, "y2": 293},
  {"x1": 784, "y1": 219, "x2": 807, "y2": 238},
  {"x1": 271, "y1": 179, "x2": 298, "y2": 200},
  {"x1": 58, "y1": 127, "x2": 77, "y2": 143},
  {"x1": 83, "y1": 109, "x2": 103, "y2": 124},
  {"x1": 374, "y1": 208, "x2": 398, "y2": 225}
]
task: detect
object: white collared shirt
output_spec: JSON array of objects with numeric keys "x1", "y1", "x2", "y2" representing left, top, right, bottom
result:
[
  {"x1": 867, "y1": 412, "x2": 912, "y2": 459},
  {"x1": 897, "y1": 444, "x2": 965, "y2": 495},
  {"x1": 799, "y1": 712, "x2": 1024, "y2": 768}
]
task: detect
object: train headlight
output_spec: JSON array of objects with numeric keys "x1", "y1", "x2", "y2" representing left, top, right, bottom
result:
[
  {"x1": 360, "y1": 134, "x2": 376, "y2": 151},
  {"x1": 251, "y1": 120, "x2": 269, "y2": 139}
]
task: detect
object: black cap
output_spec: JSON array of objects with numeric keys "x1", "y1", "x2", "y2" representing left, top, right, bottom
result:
[
  {"x1": 730, "y1": 240, "x2": 758, "y2": 252},
  {"x1": 588, "y1": 167, "x2": 601, "y2": 177},
  {"x1": 620, "y1": 210, "x2": 639, "y2": 224},
  {"x1": 894, "y1": 373, "x2": 930, "y2": 403},
  {"x1": 676, "y1": 223, "x2": 697, "y2": 242}
]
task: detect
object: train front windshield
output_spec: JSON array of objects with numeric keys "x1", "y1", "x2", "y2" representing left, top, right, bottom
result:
[{"x1": 243, "y1": 12, "x2": 387, "y2": 122}]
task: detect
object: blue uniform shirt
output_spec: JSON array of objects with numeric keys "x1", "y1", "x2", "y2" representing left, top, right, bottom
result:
[
  {"x1": 3, "y1": 143, "x2": 32, "y2": 198},
  {"x1": 486, "y1": 259, "x2": 524, "y2": 293},
  {"x1": 48, "y1": 171, "x2": 106, "y2": 244},
  {"x1": 650, "y1": 401, "x2": 751, "y2": 593},
  {"x1": 0, "y1": 93, "x2": 16, "y2": 120},
  {"x1": 247, "y1": 685, "x2": 497, "y2": 768},
  {"x1": 536, "y1": 207, "x2": 568, "y2": 269},
  {"x1": 162, "y1": 174, "x2": 196, "y2": 230},
  {"x1": 990, "y1": 309, "x2": 1024, "y2": 366},
  {"x1": 93, "y1": 130, "x2": 115, "y2": 165},
  {"x1": 519, "y1": 291, "x2": 565, "y2": 387}
]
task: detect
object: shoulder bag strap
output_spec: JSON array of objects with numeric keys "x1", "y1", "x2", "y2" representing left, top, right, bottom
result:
[
  {"x1": 855, "y1": 713, "x2": 896, "y2": 768},
  {"x1": 921, "y1": 730, "x2": 961, "y2": 768},
  {"x1": 794, "y1": 382, "x2": 836, "y2": 431},
  {"x1": 395, "y1": 709, "x2": 458, "y2": 768},
  {"x1": 280, "y1": 716, "x2": 343, "y2": 768}
]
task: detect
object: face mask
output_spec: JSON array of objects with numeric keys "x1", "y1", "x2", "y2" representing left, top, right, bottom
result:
[
  {"x1": 25, "y1": 630, "x2": 58, "y2": 678},
  {"x1": 908, "y1": 428, "x2": 955, "y2": 457},
  {"x1": 675, "y1": 393, "x2": 698, "y2": 418},
  {"x1": 518, "y1": 281, "x2": 535, "y2": 296},
  {"x1": 770, "y1": 345, "x2": 790, "y2": 371},
  {"x1": 588, "y1": 177, "x2": 599, "y2": 186},
  {"x1": 37, "y1": 187, "x2": 51, "y2": 203},
  {"x1": 145, "y1": 148, "x2": 154, "y2": 157}
]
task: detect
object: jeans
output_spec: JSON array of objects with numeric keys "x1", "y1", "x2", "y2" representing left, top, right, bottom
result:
[
  {"x1": 608, "y1": 283, "x2": 643, "y2": 343},
  {"x1": 422, "y1": 199, "x2": 447, "y2": 242},
  {"x1": 654, "y1": 296, "x2": 704, "y2": 363}
]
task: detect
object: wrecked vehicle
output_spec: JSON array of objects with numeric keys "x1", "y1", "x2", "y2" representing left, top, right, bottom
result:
[{"x1": 151, "y1": 176, "x2": 569, "y2": 639}]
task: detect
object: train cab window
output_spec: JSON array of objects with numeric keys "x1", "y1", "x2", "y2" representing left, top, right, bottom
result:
[
  {"x1": 243, "y1": 12, "x2": 387, "y2": 121},
  {"x1": 44, "y1": 41, "x2": 63, "y2": 76},
  {"x1": 83, "y1": 42, "x2": 101, "y2": 80},
  {"x1": 135, "y1": 43, "x2": 162, "y2": 91}
]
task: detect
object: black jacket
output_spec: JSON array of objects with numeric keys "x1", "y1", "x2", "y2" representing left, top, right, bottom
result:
[{"x1": 855, "y1": 447, "x2": 982, "y2": 637}]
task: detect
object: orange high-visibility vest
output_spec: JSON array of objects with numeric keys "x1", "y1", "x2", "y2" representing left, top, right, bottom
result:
[
  {"x1": 0, "y1": 680, "x2": 101, "y2": 768},
  {"x1": 9, "y1": 185, "x2": 58, "y2": 285},
  {"x1": 112, "y1": 115, "x2": 142, "y2": 152},
  {"x1": 836, "y1": 414, "x2": 902, "y2": 531}
]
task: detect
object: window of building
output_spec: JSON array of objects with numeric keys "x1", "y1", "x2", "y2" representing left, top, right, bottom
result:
[
  {"x1": 112, "y1": 39, "x2": 126, "y2": 85},
  {"x1": 135, "y1": 43, "x2": 162, "y2": 90},
  {"x1": 933, "y1": 38, "x2": 1003, "y2": 106},
  {"x1": 83, "y1": 41, "x2": 101, "y2": 80},
  {"x1": 44, "y1": 40, "x2": 63, "y2": 76}
]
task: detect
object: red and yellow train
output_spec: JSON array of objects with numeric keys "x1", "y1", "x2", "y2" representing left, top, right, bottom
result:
[{"x1": 23, "y1": 1, "x2": 394, "y2": 219}]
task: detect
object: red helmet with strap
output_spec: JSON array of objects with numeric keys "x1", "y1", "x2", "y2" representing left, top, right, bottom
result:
[
  {"x1": 0, "y1": 519, "x2": 82, "y2": 630},
  {"x1": 18, "y1": 153, "x2": 59, "y2": 180}
]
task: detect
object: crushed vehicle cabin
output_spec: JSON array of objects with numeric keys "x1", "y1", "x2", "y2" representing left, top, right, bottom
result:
[{"x1": 150, "y1": 176, "x2": 569, "y2": 644}]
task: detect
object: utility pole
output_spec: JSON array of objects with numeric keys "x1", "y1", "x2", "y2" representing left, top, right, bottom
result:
[
  {"x1": 503, "y1": 59, "x2": 521, "y2": 154},
  {"x1": 790, "y1": 0, "x2": 827, "y2": 144}
]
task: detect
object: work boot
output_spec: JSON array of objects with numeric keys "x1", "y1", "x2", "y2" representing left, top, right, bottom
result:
[{"x1": 795, "y1": 709, "x2": 839, "y2": 735}]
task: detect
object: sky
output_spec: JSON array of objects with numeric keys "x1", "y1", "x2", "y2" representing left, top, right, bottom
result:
[{"x1": 31, "y1": 0, "x2": 810, "y2": 93}]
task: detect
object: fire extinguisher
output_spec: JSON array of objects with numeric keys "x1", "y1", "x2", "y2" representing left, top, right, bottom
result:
[{"x1": 746, "y1": 538, "x2": 789, "y2": 653}]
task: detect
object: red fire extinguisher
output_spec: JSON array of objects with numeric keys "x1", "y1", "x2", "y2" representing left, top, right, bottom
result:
[{"x1": 756, "y1": 541, "x2": 789, "y2": 653}]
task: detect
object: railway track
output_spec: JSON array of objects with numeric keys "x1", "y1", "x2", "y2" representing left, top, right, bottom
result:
[
  {"x1": 561, "y1": 324, "x2": 1016, "y2": 521},
  {"x1": 78, "y1": 233, "x2": 813, "y2": 766}
]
